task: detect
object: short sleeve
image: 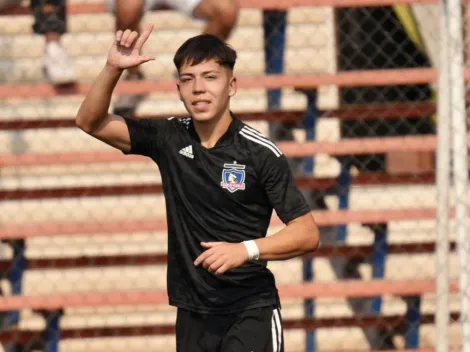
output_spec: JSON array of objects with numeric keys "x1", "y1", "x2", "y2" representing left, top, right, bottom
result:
[
  {"x1": 123, "y1": 117, "x2": 170, "y2": 159},
  {"x1": 259, "y1": 152, "x2": 311, "y2": 224}
]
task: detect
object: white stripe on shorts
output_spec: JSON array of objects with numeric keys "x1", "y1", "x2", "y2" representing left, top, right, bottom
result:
[{"x1": 271, "y1": 308, "x2": 282, "y2": 352}]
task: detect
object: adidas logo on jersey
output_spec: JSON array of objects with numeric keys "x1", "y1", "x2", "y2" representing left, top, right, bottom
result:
[{"x1": 179, "y1": 145, "x2": 194, "y2": 159}]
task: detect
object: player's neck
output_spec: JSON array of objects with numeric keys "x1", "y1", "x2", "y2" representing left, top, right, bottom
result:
[{"x1": 193, "y1": 109, "x2": 232, "y2": 149}]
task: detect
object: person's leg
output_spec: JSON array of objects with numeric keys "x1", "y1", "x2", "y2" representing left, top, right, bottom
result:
[
  {"x1": 175, "y1": 308, "x2": 232, "y2": 352},
  {"x1": 194, "y1": 0, "x2": 239, "y2": 40},
  {"x1": 220, "y1": 306, "x2": 285, "y2": 352},
  {"x1": 31, "y1": 0, "x2": 77, "y2": 85},
  {"x1": 170, "y1": 0, "x2": 239, "y2": 40},
  {"x1": 113, "y1": 0, "x2": 146, "y2": 76}
]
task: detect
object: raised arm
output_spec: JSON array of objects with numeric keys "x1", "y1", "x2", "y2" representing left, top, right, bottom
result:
[{"x1": 75, "y1": 24, "x2": 155, "y2": 153}]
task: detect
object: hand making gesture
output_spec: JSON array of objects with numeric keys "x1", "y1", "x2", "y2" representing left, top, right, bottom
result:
[
  {"x1": 194, "y1": 242, "x2": 250, "y2": 275},
  {"x1": 107, "y1": 24, "x2": 156, "y2": 70}
]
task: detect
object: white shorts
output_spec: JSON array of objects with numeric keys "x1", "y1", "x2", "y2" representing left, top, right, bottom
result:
[{"x1": 105, "y1": 0, "x2": 202, "y2": 17}]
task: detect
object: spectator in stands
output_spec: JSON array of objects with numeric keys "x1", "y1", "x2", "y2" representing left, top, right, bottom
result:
[
  {"x1": 104, "y1": 0, "x2": 239, "y2": 115},
  {"x1": 0, "y1": 0, "x2": 76, "y2": 85}
]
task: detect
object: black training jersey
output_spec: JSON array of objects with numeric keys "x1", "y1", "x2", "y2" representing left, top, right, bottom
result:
[{"x1": 123, "y1": 114, "x2": 311, "y2": 314}]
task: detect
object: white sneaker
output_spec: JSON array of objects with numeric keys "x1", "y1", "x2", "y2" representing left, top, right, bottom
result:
[{"x1": 43, "y1": 41, "x2": 77, "y2": 85}]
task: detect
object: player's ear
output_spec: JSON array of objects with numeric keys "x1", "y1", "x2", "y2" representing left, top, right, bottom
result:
[{"x1": 228, "y1": 75, "x2": 237, "y2": 97}]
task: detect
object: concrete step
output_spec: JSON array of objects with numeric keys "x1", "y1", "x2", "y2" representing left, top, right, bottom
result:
[
  {"x1": 7, "y1": 322, "x2": 456, "y2": 352},
  {"x1": 0, "y1": 85, "x2": 338, "y2": 119},
  {"x1": 0, "y1": 118, "x2": 339, "y2": 189},
  {"x1": 13, "y1": 219, "x2": 437, "y2": 258},
  {"x1": 0, "y1": 215, "x2": 449, "y2": 352},
  {"x1": 12, "y1": 291, "x2": 462, "y2": 352},
  {"x1": 1, "y1": 193, "x2": 167, "y2": 224},
  {"x1": 0, "y1": 249, "x2": 458, "y2": 352},
  {"x1": 0, "y1": 24, "x2": 331, "y2": 59},
  {"x1": 0, "y1": 105, "x2": 340, "y2": 155},
  {"x1": 3, "y1": 239, "x2": 455, "y2": 300},
  {"x1": 1, "y1": 185, "x2": 437, "y2": 226},
  {"x1": 346, "y1": 184, "x2": 436, "y2": 209},
  {"x1": 0, "y1": 7, "x2": 332, "y2": 35},
  {"x1": 0, "y1": 47, "x2": 333, "y2": 83},
  {"x1": 0, "y1": 152, "x2": 339, "y2": 190}
]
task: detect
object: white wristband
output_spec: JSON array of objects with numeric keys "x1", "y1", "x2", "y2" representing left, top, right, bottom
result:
[{"x1": 243, "y1": 240, "x2": 260, "y2": 261}]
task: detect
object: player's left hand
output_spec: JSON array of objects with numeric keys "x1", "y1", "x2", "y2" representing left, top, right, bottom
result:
[{"x1": 194, "y1": 242, "x2": 249, "y2": 275}]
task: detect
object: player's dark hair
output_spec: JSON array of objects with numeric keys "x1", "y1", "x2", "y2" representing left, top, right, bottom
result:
[{"x1": 173, "y1": 34, "x2": 237, "y2": 73}]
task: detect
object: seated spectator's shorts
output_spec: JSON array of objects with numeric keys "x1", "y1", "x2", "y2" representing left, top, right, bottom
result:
[
  {"x1": 0, "y1": 0, "x2": 22, "y2": 10},
  {"x1": 30, "y1": 0, "x2": 67, "y2": 35},
  {"x1": 105, "y1": 0, "x2": 202, "y2": 17}
]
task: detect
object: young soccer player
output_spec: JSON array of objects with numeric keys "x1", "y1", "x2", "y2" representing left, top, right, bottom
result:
[{"x1": 75, "y1": 24, "x2": 320, "y2": 352}]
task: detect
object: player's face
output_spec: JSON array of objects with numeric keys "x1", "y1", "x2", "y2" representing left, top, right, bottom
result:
[{"x1": 177, "y1": 59, "x2": 237, "y2": 122}]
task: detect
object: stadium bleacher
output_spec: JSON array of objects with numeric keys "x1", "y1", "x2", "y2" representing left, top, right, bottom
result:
[{"x1": 0, "y1": 1, "x2": 467, "y2": 351}]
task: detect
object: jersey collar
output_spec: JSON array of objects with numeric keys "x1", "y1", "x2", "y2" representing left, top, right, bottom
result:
[{"x1": 188, "y1": 112, "x2": 241, "y2": 148}]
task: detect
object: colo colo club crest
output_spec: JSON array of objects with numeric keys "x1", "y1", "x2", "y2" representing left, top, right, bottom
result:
[{"x1": 220, "y1": 162, "x2": 246, "y2": 193}]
